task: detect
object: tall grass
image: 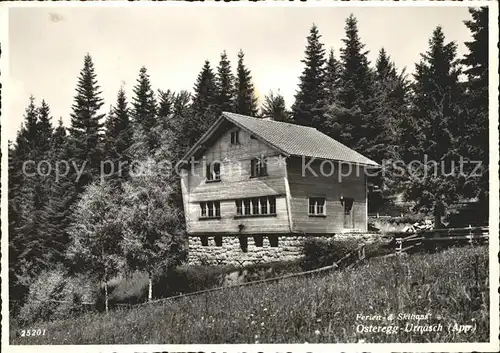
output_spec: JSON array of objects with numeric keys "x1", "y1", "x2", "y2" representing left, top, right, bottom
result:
[{"x1": 10, "y1": 245, "x2": 489, "y2": 344}]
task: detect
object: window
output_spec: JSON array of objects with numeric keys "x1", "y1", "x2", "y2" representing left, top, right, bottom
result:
[
  {"x1": 244, "y1": 199, "x2": 251, "y2": 215},
  {"x1": 206, "y1": 162, "x2": 221, "y2": 182},
  {"x1": 214, "y1": 235, "x2": 223, "y2": 247},
  {"x1": 250, "y1": 157, "x2": 267, "y2": 177},
  {"x1": 230, "y1": 131, "x2": 240, "y2": 144},
  {"x1": 254, "y1": 235, "x2": 263, "y2": 247},
  {"x1": 200, "y1": 201, "x2": 221, "y2": 219},
  {"x1": 200, "y1": 236, "x2": 209, "y2": 246},
  {"x1": 236, "y1": 200, "x2": 243, "y2": 215},
  {"x1": 234, "y1": 196, "x2": 277, "y2": 217},
  {"x1": 260, "y1": 197, "x2": 268, "y2": 215},
  {"x1": 309, "y1": 197, "x2": 326, "y2": 216},
  {"x1": 269, "y1": 196, "x2": 276, "y2": 215},
  {"x1": 252, "y1": 197, "x2": 260, "y2": 215},
  {"x1": 268, "y1": 235, "x2": 279, "y2": 247}
]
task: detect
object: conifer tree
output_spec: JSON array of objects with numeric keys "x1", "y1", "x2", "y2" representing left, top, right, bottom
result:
[
  {"x1": 191, "y1": 60, "x2": 219, "y2": 145},
  {"x1": 40, "y1": 118, "x2": 76, "y2": 265},
  {"x1": 215, "y1": 51, "x2": 235, "y2": 113},
  {"x1": 68, "y1": 54, "x2": 105, "y2": 192},
  {"x1": 461, "y1": 7, "x2": 489, "y2": 219},
  {"x1": 104, "y1": 87, "x2": 133, "y2": 184},
  {"x1": 368, "y1": 48, "x2": 411, "y2": 210},
  {"x1": 404, "y1": 26, "x2": 465, "y2": 212},
  {"x1": 261, "y1": 90, "x2": 290, "y2": 122},
  {"x1": 132, "y1": 66, "x2": 158, "y2": 155},
  {"x1": 157, "y1": 89, "x2": 176, "y2": 130},
  {"x1": 324, "y1": 49, "x2": 342, "y2": 104},
  {"x1": 37, "y1": 100, "x2": 54, "y2": 155},
  {"x1": 9, "y1": 98, "x2": 54, "y2": 292},
  {"x1": 291, "y1": 24, "x2": 327, "y2": 129},
  {"x1": 325, "y1": 15, "x2": 375, "y2": 151},
  {"x1": 235, "y1": 50, "x2": 258, "y2": 116}
]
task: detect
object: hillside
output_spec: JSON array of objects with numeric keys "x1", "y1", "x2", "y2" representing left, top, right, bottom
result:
[{"x1": 10, "y1": 245, "x2": 489, "y2": 344}]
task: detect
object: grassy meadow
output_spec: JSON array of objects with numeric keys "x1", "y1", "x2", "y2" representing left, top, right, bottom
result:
[{"x1": 10, "y1": 245, "x2": 489, "y2": 344}]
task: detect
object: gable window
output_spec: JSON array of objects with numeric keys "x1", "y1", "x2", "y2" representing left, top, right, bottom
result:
[
  {"x1": 250, "y1": 157, "x2": 267, "y2": 178},
  {"x1": 309, "y1": 197, "x2": 326, "y2": 216},
  {"x1": 230, "y1": 131, "x2": 240, "y2": 144},
  {"x1": 200, "y1": 201, "x2": 221, "y2": 219},
  {"x1": 234, "y1": 196, "x2": 277, "y2": 218},
  {"x1": 206, "y1": 162, "x2": 221, "y2": 182}
]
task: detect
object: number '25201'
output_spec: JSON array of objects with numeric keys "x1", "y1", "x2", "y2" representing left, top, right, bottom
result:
[{"x1": 20, "y1": 329, "x2": 46, "y2": 337}]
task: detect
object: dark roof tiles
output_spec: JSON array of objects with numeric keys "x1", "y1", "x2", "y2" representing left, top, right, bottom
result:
[{"x1": 223, "y1": 112, "x2": 379, "y2": 167}]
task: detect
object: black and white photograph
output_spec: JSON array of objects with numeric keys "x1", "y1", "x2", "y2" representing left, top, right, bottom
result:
[{"x1": 1, "y1": 1, "x2": 498, "y2": 351}]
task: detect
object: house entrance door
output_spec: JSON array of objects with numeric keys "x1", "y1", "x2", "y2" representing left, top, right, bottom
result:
[{"x1": 343, "y1": 197, "x2": 354, "y2": 229}]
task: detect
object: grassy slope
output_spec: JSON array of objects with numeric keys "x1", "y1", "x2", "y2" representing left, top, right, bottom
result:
[{"x1": 10, "y1": 246, "x2": 489, "y2": 344}]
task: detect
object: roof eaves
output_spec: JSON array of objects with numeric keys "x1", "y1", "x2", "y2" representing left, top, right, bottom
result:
[
  {"x1": 179, "y1": 114, "x2": 226, "y2": 163},
  {"x1": 290, "y1": 153, "x2": 380, "y2": 168}
]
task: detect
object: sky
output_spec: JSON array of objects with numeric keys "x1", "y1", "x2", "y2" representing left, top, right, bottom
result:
[{"x1": 5, "y1": 4, "x2": 475, "y2": 142}]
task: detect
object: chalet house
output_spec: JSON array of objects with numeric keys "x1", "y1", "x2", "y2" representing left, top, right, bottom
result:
[{"x1": 180, "y1": 112, "x2": 379, "y2": 266}]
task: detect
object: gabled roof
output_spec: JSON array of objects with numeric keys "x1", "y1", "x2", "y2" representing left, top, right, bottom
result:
[{"x1": 181, "y1": 112, "x2": 380, "y2": 167}]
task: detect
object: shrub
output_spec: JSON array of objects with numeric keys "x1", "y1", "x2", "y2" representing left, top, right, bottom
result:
[
  {"x1": 302, "y1": 238, "x2": 359, "y2": 270},
  {"x1": 18, "y1": 267, "x2": 97, "y2": 324}
]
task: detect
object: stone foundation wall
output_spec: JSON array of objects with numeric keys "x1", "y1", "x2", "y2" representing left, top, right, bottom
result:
[{"x1": 188, "y1": 232, "x2": 382, "y2": 266}]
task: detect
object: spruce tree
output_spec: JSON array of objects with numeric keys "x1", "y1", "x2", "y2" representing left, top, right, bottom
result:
[
  {"x1": 132, "y1": 66, "x2": 158, "y2": 155},
  {"x1": 215, "y1": 50, "x2": 235, "y2": 113},
  {"x1": 157, "y1": 89, "x2": 176, "y2": 130},
  {"x1": 41, "y1": 119, "x2": 76, "y2": 266},
  {"x1": 104, "y1": 87, "x2": 133, "y2": 184},
  {"x1": 461, "y1": 7, "x2": 489, "y2": 219},
  {"x1": 235, "y1": 50, "x2": 258, "y2": 116},
  {"x1": 260, "y1": 90, "x2": 290, "y2": 122},
  {"x1": 324, "y1": 49, "x2": 342, "y2": 104},
  {"x1": 291, "y1": 24, "x2": 327, "y2": 129},
  {"x1": 325, "y1": 15, "x2": 375, "y2": 151},
  {"x1": 191, "y1": 60, "x2": 219, "y2": 145},
  {"x1": 68, "y1": 54, "x2": 105, "y2": 192},
  {"x1": 37, "y1": 100, "x2": 54, "y2": 155},
  {"x1": 404, "y1": 26, "x2": 465, "y2": 212},
  {"x1": 368, "y1": 48, "x2": 411, "y2": 211},
  {"x1": 9, "y1": 98, "x2": 54, "y2": 292}
]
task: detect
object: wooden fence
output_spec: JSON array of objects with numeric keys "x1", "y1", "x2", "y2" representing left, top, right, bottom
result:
[{"x1": 394, "y1": 226, "x2": 489, "y2": 255}]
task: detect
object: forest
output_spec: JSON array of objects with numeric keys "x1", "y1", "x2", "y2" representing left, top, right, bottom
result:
[{"x1": 7, "y1": 8, "x2": 488, "y2": 318}]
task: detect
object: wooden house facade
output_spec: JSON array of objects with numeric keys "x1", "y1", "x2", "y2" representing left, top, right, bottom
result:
[{"x1": 180, "y1": 112, "x2": 379, "y2": 266}]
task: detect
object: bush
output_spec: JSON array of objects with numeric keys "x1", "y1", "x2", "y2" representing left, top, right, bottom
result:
[
  {"x1": 18, "y1": 267, "x2": 97, "y2": 324},
  {"x1": 302, "y1": 238, "x2": 359, "y2": 270},
  {"x1": 155, "y1": 265, "x2": 229, "y2": 297}
]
